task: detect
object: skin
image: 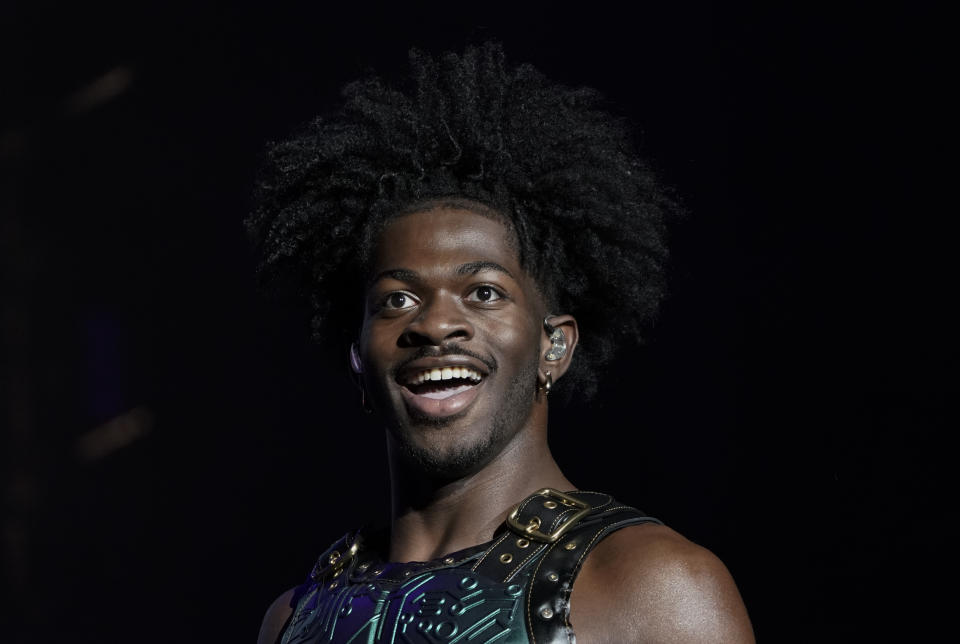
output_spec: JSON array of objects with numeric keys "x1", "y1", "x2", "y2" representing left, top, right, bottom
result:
[{"x1": 258, "y1": 206, "x2": 754, "y2": 644}]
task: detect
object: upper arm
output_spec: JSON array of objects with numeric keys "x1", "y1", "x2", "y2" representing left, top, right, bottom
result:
[
  {"x1": 257, "y1": 588, "x2": 296, "y2": 644},
  {"x1": 570, "y1": 524, "x2": 754, "y2": 643}
]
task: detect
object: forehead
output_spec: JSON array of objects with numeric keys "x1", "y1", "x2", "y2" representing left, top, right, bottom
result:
[{"x1": 371, "y1": 208, "x2": 522, "y2": 275}]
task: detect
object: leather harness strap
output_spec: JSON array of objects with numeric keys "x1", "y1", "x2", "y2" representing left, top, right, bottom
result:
[{"x1": 474, "y1": 489, "x2": 662, "y2": 644}]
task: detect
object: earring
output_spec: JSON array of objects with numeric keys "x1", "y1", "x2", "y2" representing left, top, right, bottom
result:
[
  {"x1": 539, "y1": 371, "x2": 553, "y2": 398},
  {"x1": 543, "y1": 317, "x2": 567, "y2": 361}
]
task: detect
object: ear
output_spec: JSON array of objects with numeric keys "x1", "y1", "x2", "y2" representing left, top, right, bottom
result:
[
  {"x1": 349, "y1": 342, "x2": 363, "y2": 374},
  {"x1": 539, "y1": 314, "x2": 579, "y2": 384}
]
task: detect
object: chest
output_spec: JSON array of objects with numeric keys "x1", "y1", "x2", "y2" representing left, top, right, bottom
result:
[{"x1": 281, "y1": 566, "x2": 535, "y2": 644}]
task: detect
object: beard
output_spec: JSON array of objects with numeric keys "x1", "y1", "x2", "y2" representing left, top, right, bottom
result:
[{"x1": 386, "y1": 352, "x2": 540, "y2": 481}]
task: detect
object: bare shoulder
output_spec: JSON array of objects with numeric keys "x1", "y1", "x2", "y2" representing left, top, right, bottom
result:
[
  {"x1": 257, "y1": 587, "x2": 297, "y2": 644},
  {"x1": 570, "y1": 523, "x2": 754, "y2": 643}
]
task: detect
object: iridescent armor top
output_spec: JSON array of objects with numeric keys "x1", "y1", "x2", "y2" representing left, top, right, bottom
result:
[{"x1": 279, "y1": 489, "x2": 661, "y2": 644}]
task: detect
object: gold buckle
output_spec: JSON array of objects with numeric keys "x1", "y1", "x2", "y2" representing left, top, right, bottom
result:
[
  {"x1": 506, "y1": 488, "x2": 591, "y2": 543},
  {"x1": 312, "y1": 536, "x2": 360, "y2": 580}
]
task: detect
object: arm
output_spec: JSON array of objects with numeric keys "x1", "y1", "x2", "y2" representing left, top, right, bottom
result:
[
  {"x1": 257, "y1": 588, "x2": 296, "y2": 644},
  {"x1": 570, "y1": 524, "x2": 754, "y2": 643}
]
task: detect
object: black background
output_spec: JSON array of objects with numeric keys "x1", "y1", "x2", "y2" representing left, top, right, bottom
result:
[{"x1": 1, "y1": 2, "x2": 953, "y2": 642}]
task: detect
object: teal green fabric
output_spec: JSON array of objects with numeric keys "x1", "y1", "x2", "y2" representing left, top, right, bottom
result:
[{"x1": 281, "y1": 548, "x2": 533, "y2": 644}]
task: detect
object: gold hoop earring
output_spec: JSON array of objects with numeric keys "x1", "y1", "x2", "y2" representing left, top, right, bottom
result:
[{"x1": 539, "y1": 371, "x2": 553, "y2": 398}]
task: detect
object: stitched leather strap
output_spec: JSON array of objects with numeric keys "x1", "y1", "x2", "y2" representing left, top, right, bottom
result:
[{"x1": 476, "y1": 490, "x2": 662, "y2": 644}]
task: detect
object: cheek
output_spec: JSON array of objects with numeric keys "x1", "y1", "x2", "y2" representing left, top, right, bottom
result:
[{"x1": 482, "y1": 313, "x2": 539, "y2": 359}]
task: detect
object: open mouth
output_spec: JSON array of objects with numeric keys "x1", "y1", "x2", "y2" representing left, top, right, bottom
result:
[{"x1": 398, "y1": 366, "x2": 486, "y2": 418}]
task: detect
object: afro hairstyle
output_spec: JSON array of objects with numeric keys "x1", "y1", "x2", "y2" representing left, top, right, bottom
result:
[{"x1": 246, "y1": 42, "x2": 677, "y2": 401}]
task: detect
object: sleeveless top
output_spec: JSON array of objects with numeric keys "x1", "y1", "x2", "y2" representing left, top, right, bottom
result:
[{"x1": 279, "y1": 489, "x2": 662, "y2": 644}]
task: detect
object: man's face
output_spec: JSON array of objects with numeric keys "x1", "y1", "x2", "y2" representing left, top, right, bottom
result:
[{"x1": 359, "y1": 207, "x2": 544, "y2": 478}]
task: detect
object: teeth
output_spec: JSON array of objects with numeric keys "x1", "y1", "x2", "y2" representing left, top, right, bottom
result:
[{"x1": 411, "y1": 366, "x2": 483, "y2": 384}]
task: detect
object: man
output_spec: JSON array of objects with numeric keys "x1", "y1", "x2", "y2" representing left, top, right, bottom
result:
[{"x1": 250, "y1": 43, "x2": 753, "y2": 643}]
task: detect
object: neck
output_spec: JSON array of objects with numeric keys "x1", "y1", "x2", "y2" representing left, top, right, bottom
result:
[{"x1": 385, "y1": 404, "x2": 573, "y2": 562}]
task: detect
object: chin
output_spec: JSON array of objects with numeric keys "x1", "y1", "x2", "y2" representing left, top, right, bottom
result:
[{"x1": 388, "y1": 416, "x2": 505, "y2": 481}]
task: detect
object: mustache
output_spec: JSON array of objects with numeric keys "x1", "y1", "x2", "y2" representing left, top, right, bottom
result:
[{"x1": 393, "y1": 345, "x2": 498, "y2": 376}]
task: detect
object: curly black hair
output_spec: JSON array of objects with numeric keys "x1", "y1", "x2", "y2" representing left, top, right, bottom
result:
[{"x1": 247, "y1": 42, "x2": 676, "y2": 401}]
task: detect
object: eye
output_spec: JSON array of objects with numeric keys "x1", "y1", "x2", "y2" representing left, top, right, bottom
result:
[
  {"x1": 466, "y1": 285, "x2": 504, "y2": 303},
  {"x1": 381, "y1": 291, "x2": 419, "y2": 311}
]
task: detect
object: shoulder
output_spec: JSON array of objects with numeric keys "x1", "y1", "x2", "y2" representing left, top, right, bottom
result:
[
  {"x1": 257, "y1": 587, "x2": 297, "y2": 644},
  {"x1": 570, "y1": 523, "x2": 754, "y2": 643}
]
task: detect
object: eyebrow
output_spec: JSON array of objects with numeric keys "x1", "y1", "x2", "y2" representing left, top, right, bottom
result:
[
  {"x1": 369, "y1": 269, "x2": 420, "y2": 287},
  {"x1": 455, "y1": 261, "x2": 514, "y2": 278},
  {"x1": 369, "y1": 261, "x2": 514, "y2": 287}
]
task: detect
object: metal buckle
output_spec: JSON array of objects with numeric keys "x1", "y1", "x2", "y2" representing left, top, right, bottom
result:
[
  {"x1": 506, "y1": 488, "x2": 591, "y2": 543},
  {"x1": 311, "y1": 535, "x2": 361, "y2": 581}
]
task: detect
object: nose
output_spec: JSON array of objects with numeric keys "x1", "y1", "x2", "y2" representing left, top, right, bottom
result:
[{"x1": 398, "y1": 292, "x2": 473, "y2": 348}]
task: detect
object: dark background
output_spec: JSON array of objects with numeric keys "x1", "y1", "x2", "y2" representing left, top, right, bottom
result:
[{"x1": 2, "y1": 2, "x2": 953, "y2": 642}]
